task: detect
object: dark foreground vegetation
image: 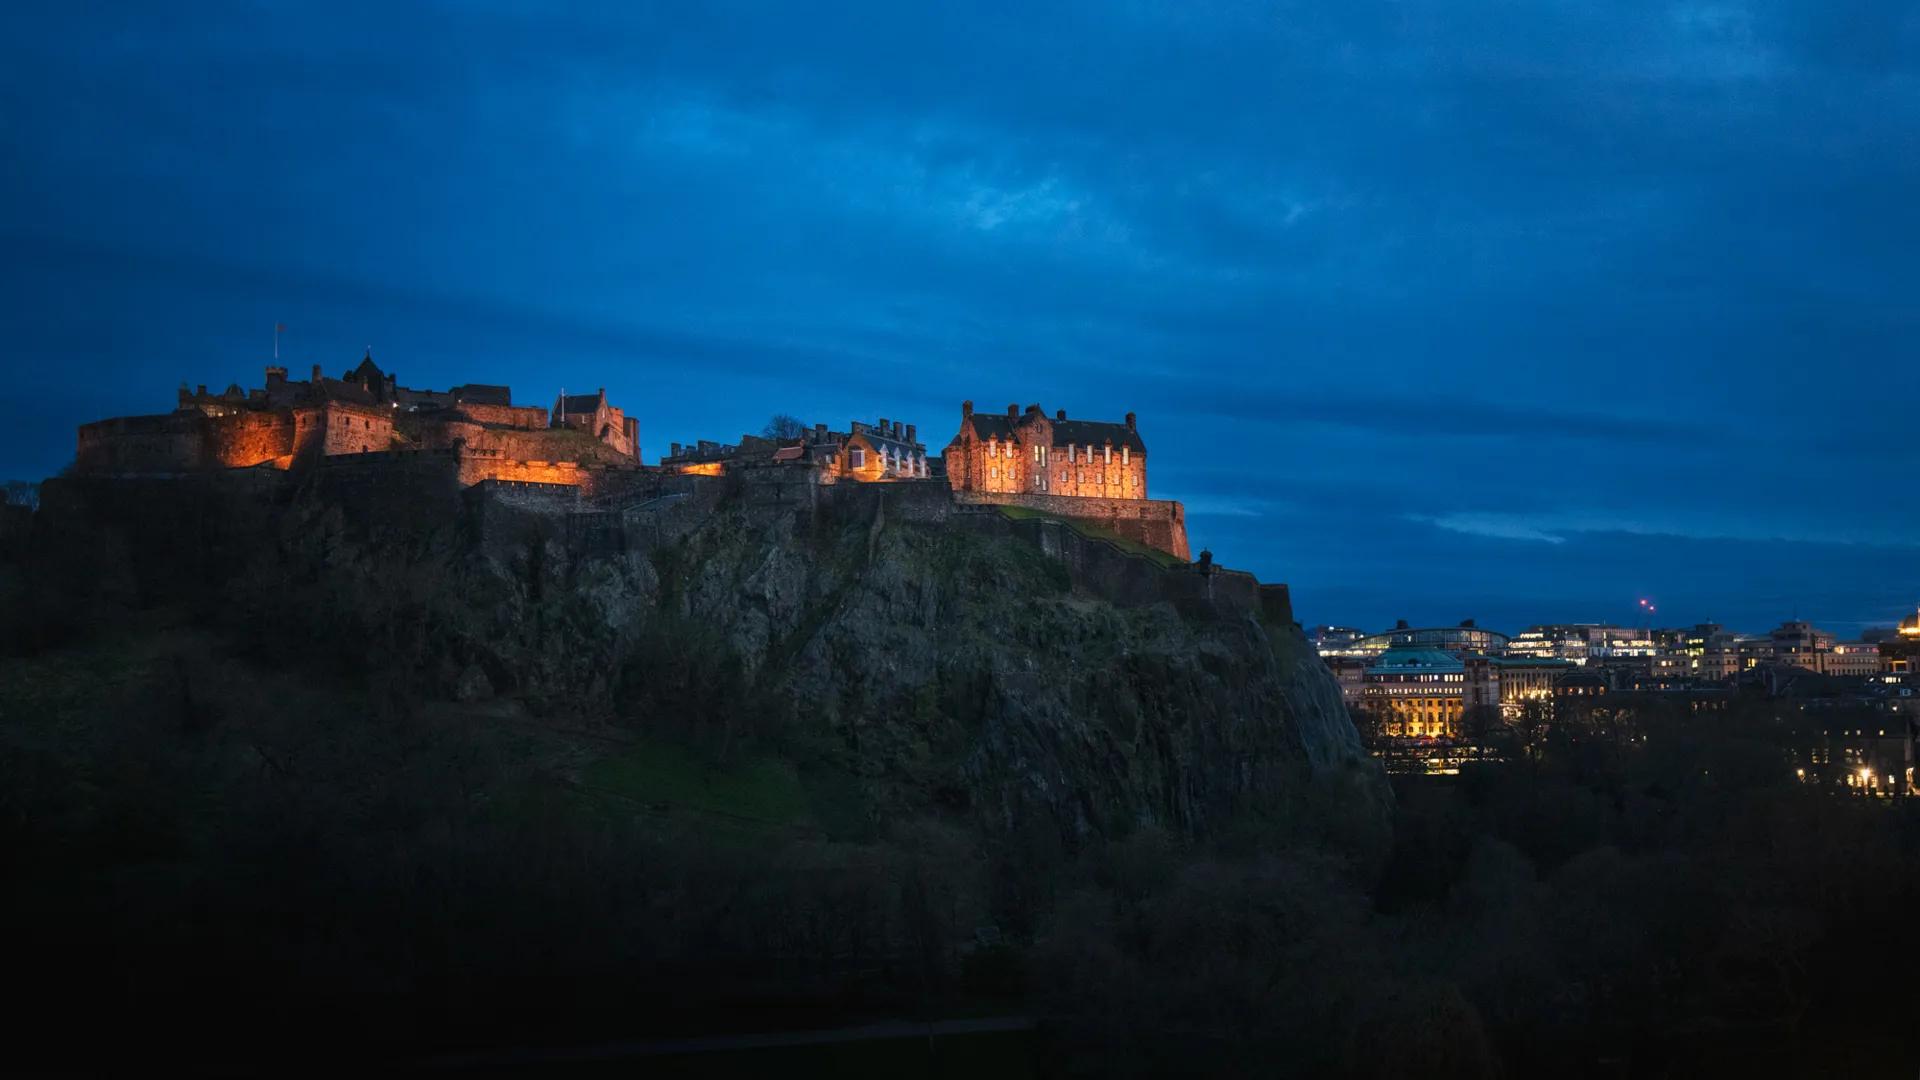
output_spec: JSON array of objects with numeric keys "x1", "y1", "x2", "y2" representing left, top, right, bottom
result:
[{"x1": 1, "y1": 494, "x2": 1915, "y2": 1076}]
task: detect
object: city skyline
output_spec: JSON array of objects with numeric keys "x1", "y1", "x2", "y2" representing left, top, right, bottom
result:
[{"x1": 4, "y1": 3, "x2": 1918, "y2": 634}]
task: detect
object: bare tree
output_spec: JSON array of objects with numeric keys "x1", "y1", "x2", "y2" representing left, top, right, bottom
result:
[
  {"x1": 761, "y1": 414, "x2": 807, "y2": 440},
  {"x1": 2, "y1": 481, "x2": 39, "y2": 511}
]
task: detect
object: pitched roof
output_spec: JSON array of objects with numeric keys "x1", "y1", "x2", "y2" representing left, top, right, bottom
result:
[
  {"x1": 316, "y1": 378, "x2": 375, "y2": 404},
  {"x1": 966, "y1": 414, "x2": 1016, "y2": 440},
  {"x1": 1051, "y1": 418, "x2": 1145, "y2": 453},
  {"x1": 770, "y1": 445, "x2": 805, "y2": 462},
  {"x1": 965, "y1": 412, "x2": 1144, "y2": 453},
  {"x1": 558, "y1": 394, "x2": 603, "y2": 414}
]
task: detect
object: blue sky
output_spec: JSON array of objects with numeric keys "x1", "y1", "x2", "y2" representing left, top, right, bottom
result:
[{"x1": 2, "y1": 2, "x2": 1916, "y2": 635}]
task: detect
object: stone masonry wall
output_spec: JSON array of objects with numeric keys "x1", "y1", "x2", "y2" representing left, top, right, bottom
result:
[
  {"x1": 952, "y1": 490, "x2": 1188, "y2": 561},
  {"x1": 76, "y1": 414, "x2": 207, "y2": 473},
  {"x1": 451, "y1": 403, "x2": 549, "y2": 429}
]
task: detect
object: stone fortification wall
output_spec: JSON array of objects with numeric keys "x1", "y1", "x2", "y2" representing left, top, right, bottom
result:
[
  {"x1": 76, "y1": 410, "x2": 306, "y2": 473},
  {"x1": 467, "y1": 473, "x2": 726, "y2": 563},
  {"x1": 815, "y1": 478, "x2": 959, "y2": 524},
  {"x1": 76, "y1": 406, "x2": 400, "y2": 474},
  {"x1": 311, "y1": 450, "x2": 466, "y2": 531},
  {"x1": 76, "y1": 414, "x2": 208, "y2": 473},
  {"x1": 952, "y1": 490, "x2": 1188, "y2": 561},
  {"x1": 450, "y1": 403, "x2": 548, "y2": 429},
  {"x1": 317, "y1": 403, "x2": 395, "y2": 457}
]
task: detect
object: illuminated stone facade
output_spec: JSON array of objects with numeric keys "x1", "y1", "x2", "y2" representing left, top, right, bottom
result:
[
  {"x1": 661, "y1": 418, "x2": 929, "y2": 482},
  {"x1": 76, "y1": 355, "x2": 640, "y2": 488},
  {"x1": 944, "y1": 402, "x2": 1146, "y2": 499},
  {"x1": 1359, "y1": 649, "x2": 1499, "y2": 739},
  {"x1": 554, "y1": 388, "x2": 639, "y2": 458}
]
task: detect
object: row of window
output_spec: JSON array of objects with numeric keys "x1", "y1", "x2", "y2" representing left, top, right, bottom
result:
[{"x1": 988, "y1": 439, "x2": 1131, "y2": 466}]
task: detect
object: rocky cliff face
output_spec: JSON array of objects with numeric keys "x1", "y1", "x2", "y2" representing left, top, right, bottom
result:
[
  {"x1": 29, "y1": 474, "x2": 1387, "y2": 842},
  {"x1": 460, "y1": 491, "x2": 1383, "y2": 840}
]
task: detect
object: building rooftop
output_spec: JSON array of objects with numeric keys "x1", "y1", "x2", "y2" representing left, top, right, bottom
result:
[
  {"x1": 1369, "y1": 648, "x2": 1468, "y2": 674},
  {"x1": 965, "y1": 410, "x2": 1146, "y2": 453}
]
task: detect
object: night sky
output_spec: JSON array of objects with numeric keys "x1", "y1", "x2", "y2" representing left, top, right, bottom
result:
[{"x1": 3, "y1": 3, "x2": 1916, "y2": 636}]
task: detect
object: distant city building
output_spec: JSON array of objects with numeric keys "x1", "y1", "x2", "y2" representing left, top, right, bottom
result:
[
  {"x1": 1769, "y1": 620, "x2": 1837, "y2": 673},
  {"x1": 1878, "y1": 609, "x2": 1920, "y2": 676},
  {"x1": 1358, "y1": 648, "x2": 1498, "y2": 740},
  {"x1": 1346, "y1": 619, "x2": 1510, "y2": 658},
  {"x1": 1826, "y1": 640, "x2": 1886, "y2": 678},
  {"x1": 1313, "y1": 626, "x2": 1367, "y2": 657},
  {"x1": 1508, "y1": 624, "x2": 1654, "y2": 665}
]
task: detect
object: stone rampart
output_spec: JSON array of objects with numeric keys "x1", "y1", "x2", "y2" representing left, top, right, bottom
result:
[
  {"x1": 952, "y1": 490, "x2": 1188, "y2": 560},
  {"x1": 76, "y1": 414, "x2": 208, "y2": 473},
  {"x1": 451, "y1": 402, "x2": 549, "y2": 429}
]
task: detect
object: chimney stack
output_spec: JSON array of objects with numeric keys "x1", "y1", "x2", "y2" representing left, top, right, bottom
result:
[
  {"x1": 311, "y1": 364, "x2": 323, "y2": 384},
  {"x1": 1056, "y1": 408, "x2": 1066, "y2": 421},
  {"x1": 905, "y1": 423, "x2": 915, "y2": 444},
  {"x1": 1125, "y1": 411, "x2": 1137, "y2": 431},
  {"x1": 892, "y1": 420, "x2": 902, "y2": 438},
  {"x1": 1007, "y1": 403, "x2": 1018, "y2": 417},
  {"x1": 879, "y1": 417, "x2": 888, "y2": 435},
  {"x1": 814, "y1": 422, "x2": 827, "y2": 442}
]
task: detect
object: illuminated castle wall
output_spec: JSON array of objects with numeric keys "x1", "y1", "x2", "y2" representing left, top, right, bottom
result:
[
  {"x1": 944, "y1": 401, "x2": 1147, "y2": 499},
  {"x1": 75, "y1": 355, "x2": 640, "y2": 487}
]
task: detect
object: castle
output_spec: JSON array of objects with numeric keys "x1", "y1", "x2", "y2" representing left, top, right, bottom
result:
[
  {"x1": 72, "y1": 358, "x2": 1188, "y2": 560},
  {"x1": 77, "y1": 354, "x2": 641, "y2": 491},
  {"x1": 944, "y1": 401, "x2": 1146, "y2": 498}
]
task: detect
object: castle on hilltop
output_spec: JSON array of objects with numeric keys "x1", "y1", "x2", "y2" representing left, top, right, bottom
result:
[
  {"x1": 77, "y1": 354, "x2": 640, "y2": 489},
  {"x1": 71, "y1": 361, "x2": 1187, "y2": 559}
]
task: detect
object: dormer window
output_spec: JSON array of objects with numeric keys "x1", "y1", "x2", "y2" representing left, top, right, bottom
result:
[{"x1": 850, "y1": 448, "x2": 865, "y2": 468}]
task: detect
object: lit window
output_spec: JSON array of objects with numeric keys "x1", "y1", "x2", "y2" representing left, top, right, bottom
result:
[{"x1": 851, "y1": 448, "x2": 865, "y2": 468}]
